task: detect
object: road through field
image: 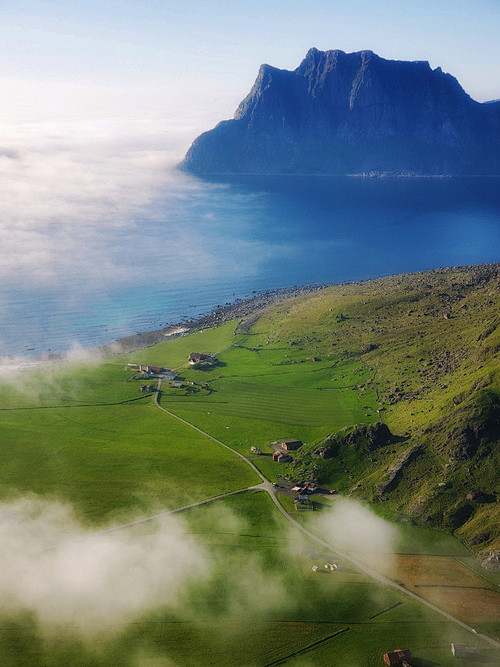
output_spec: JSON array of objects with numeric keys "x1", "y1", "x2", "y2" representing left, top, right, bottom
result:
[{"x1": 152, "y1": 380, "x2": 500, "y2": 650}]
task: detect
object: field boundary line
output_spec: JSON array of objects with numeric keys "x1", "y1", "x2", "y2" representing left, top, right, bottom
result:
[
  {"x1": 369, "y1": 601, "x2": 403, "y2": 619},
  {"x1": 75, "y1": 487, "x2": 256, "y2": 538},
  {"x1": 0, "y1": 395, "x2": 151, "y2": 412},
  {"x1": 263, "y1": 627, "x2": 351, "y2": 666},
  {"x1": 153, "y1": 382, "x2": 500, "y2": 650}
]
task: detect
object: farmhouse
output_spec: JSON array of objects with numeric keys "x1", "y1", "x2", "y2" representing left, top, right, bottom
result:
[
  {"x1": 383, "y1": 649, "x2": 412, "y2": 666},
  {"x1": 272, "y1": 451, "x2": 292, "y2": 462},
  {"x1": 188, "y1": 353, "x2": 218, "y2": 366},
  {"x1": 271, "y1": 439, "x2": 303, "y2": 451},
  {"x1": 137, "y1": 365, "x2": 173, "y2": 378},
  {"x1": 250, "y1": 446, "x2": 262, "y2": 454}
]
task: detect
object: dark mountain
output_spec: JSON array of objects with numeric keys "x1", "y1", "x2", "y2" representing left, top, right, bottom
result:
[{"x1": 182, "y1": 49, "x2": 500, "y2": 176}]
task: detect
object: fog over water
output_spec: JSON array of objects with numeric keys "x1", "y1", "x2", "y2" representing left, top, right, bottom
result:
[{"x1": 1, "y1": 119, "x2": 499, "y2": 358}]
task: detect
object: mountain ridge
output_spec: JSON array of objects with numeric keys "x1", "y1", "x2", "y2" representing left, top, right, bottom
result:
[{"x1": 182, "y1": 49, "x2": 500, "y2": 176}]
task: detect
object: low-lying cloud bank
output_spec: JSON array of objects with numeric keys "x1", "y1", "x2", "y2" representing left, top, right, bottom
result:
[
  {"x1": 0, "y1": 494, "x2": 294, "y2": 645},
  {"x1": 0, "y1": 117, "x2": 297, "y2": 356},
  {"x1": 0, "y1": 118, "x2": 292, "y2": 290},
  {"x1": 0, "y1": 496, "x2": 209, "y2": 639},
  {"x1": 0, "y1": 119, "x2": 194, "y2": 286}
]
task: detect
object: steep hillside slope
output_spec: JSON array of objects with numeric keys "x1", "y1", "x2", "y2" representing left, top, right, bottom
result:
[{"x1": 247, "y1": 264, "x2": 499, "y2": 566}]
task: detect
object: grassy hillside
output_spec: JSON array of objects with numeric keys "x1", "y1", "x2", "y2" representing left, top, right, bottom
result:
[{"x1": 242, "y1": 264, "x2": 499, "y2": 562}]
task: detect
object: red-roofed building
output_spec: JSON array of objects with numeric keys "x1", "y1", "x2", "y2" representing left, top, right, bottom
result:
[
  {"x1": 383, "y1": 649, "x2": 412, "y2": 666},
  {"x1": 279, "y1": 439, "x2": 303, "y2": 451}
]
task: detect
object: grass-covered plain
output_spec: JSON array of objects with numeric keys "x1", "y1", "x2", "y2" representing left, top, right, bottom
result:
[
  {"x1": 0, "y1": 266, "x2": 498, "y2": 665},
  {"x1": 0, "y1": 322, "x2": 258, "y2": 521},
  {"x1": 1, "y1": 492, "x2": 496, "y2": 666}
]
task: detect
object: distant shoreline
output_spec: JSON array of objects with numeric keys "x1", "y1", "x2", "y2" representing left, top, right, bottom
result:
[
  {"x1": 182, "y1": 170, "x2": 500, "y2": 179},
  {"x1": 96, "y1": 283, "x2": 330, "y2": 356}
]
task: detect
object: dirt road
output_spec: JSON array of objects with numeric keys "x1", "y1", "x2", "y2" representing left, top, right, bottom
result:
[{"x1": 151, "y1": 380, "x2": 500, "y2": 649}]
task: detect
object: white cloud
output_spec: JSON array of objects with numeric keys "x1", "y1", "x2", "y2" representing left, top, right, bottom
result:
[
  {"x1": 0, "y1": 118, "x2": 293, "y2": 292},
  {"x1": 317, "y1": 497, "x2": 397, "y2": 576},
  {"x1": 0, "y1": 496, "x2": 209, "y2": 639}
]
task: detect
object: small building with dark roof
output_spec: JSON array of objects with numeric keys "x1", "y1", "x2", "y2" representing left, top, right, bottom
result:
[
  {"x1": 272, "y1": 451, "x2": 292, "y2": 463},
  {"x1": 451, "y1": 643, "x2": 467, "y2": 658}
]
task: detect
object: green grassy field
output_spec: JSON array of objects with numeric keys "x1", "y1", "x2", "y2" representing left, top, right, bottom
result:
[
  {"x1": 1, "y1": 492, "x2": 495, "y2": 666},
  {"x1": 161, "y1": 328, "x2": 378, "y2": 462},
  {"x1": 0, "y1": 266, "x2": 498, "y2": 665},
  {"x1": 0, "y1": 321, "x2": 258, "y2": 521}
]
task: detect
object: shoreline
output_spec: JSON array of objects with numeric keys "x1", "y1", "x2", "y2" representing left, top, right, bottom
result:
[
  {"x1": 5, "y1": 262, "x2": 498, "y2": 369},
  {"x1": 97, "y1": 260, "x2": 499, "y2": 357},
  {"x1": 184, "y1": 171, "x2": 500, "y2": 179},
  {"x1": 96, "y1": 283, "x2": 331, "y2": 356}
]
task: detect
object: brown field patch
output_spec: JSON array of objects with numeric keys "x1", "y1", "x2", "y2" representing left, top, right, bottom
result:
[
  {"x1": 353, "y1": 552, "x2": 499, "y2": 624},
  {"x1": 410, "y1": 585, "x2": 500, "y2": 624}
]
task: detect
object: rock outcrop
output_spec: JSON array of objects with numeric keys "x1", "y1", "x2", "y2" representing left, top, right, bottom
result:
[
  {"x1": 312, "y1": 422, "x2": 394, "y2": 459},
  {"x1": 182, "y1": 49, "x2": 500, "y2": 176}
]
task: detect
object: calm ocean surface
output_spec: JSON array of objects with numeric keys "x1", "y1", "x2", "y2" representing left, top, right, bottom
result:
[{"x1": 2, "y1": 175, "x2": 499, "y2": 358}]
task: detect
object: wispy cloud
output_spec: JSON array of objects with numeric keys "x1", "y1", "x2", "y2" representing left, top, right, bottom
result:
[
  {"x1": 316, "y1": 497, "x2": 397, "y2": 576},
  {"x1": 0, "y1": 494, "x2": 292, "y2": 646},
  {"x1": 0, "y1": 495, "x2": 209, "y2": 639}
]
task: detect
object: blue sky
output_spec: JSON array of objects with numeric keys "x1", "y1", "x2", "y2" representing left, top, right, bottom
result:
[{"x1": 1, "y1": 0, "x2": 498, "y2": 128}]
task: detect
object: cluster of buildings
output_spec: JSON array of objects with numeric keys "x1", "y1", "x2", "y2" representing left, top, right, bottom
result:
[
  {"x1": 271, "y1": 438, "x2": 303, "y2": 463},
  {"x1": 127, "y1": 364, "x2": 177, "y2": 380},
  {"x1": 188, "y1": 353, "x2": 218, "y2": 366},
  {"x1": 292, "y1": 481, "x2": 317, "y2": 495}
]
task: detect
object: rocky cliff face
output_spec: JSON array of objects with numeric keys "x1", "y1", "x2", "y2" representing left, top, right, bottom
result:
[{"x1": 182, "y1": 49, "x2": 500, "y2": 175}]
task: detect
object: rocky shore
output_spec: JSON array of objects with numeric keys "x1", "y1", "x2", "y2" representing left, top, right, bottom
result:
[
  {"x1": 97, "y1": 261, "x2": 499, "y2": 357},
  {"x1": 97, "y1": 283, "x2": 330, "y2": 356}
]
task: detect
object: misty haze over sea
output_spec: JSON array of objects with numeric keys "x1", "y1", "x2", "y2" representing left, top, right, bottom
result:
[{"x1": 1, "y1": 119, "x2": 499, "y2": 359}]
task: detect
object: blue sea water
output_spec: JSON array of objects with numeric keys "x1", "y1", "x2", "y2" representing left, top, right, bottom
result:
[{"x1": 2, "y1": 175, "x2": 499, "y2": 358}]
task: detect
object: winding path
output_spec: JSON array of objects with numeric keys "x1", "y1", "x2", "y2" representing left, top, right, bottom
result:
[{"x1": 151, "y1": 379, "x2": 500, "y2": 650}]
